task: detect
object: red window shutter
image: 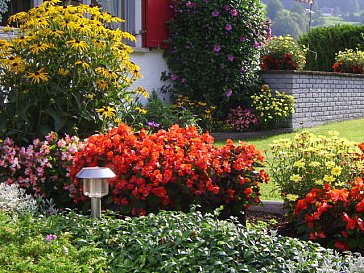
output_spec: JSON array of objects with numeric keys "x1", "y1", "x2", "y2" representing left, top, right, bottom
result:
[{"x1": 143, "y1": 0, "x2": 173, "y2": 48}]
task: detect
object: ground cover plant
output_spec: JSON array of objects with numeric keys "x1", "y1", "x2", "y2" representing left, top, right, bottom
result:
[
  {"x1": 0, "y1": 0, "x2": 146, "y2": 145},
  {"x1": 1, "y1": 207, "x2": 364, "y2": 273}
]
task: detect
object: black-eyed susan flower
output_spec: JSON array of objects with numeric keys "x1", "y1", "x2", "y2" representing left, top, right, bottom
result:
[
  {"x1": 9, "y1": 61, "x2": 26, "y2": 73},
  {"x1": 26, "y1": 68, "x2": 50, "y2": 84},
  {"x1": 75, "y1": 60, "x2": 90, "y2": 70},
  {"x1": 97, "y1": 80, "x2": 108, "y2": 90},
  {"x1": 96, "y1": 106, "x2": 116, "y2": 119},
  {"x1": 29, "y1": 43, "x2": 54, "y2": 54},
  {"x1": 66, "y1": 39, "x2": 89, "y2": 53},
  {"x1": 136, "y1": 87, "x2": 149, "y2": 98},
  {"x1": 58, "y1": 67, "x2": 70, "y2": 76}
]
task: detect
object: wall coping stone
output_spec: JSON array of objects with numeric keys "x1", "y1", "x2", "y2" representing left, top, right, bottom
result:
[{"x1": 259, "y1": 70, "x2": 364, "y2": 79}]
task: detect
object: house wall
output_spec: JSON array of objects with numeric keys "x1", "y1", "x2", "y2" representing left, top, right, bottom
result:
[
  {"x1": 130, "y1": 48, "x2": 170, "y2": 104},
  {"x1": 260, "y1": 70, "x2": 364, "y2": 130}
]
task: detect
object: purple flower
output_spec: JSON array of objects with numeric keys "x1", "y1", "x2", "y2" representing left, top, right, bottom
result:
[
  {"x1": 186, "y1": 1, "x2": 193, "y2": 8},
  {"x1": 46, "y1": 234, "x2": 57, "y2": 242},
  {"x1": 213, "y1": 44, "x2": 221, "y2": 53},
  {"x1": 253, "y1": 42, "x2": 262, "y2": 48},
  {"x1": 225, "y1": 5, "x2": 231, "y2": 11},
  {"x1": 227, "y1": 54, "x2": 235, "y2": 62},
  {"x1": 181, "y1": 78, "x2": 187, "y2": 84},
  {"x1": 203, "y1": 0, "x2": 209, "y2": 3},
  {"x1": 211, "y1": 10, "x2": 219, "y2": 17},
  {"x1": 241, "y1": 66, "x2": 248, "y2": 73},
  {"x1": 240, "y1": 36, "x2": 247, "y2": 42},
  {"x1": 230, "y1": 9, "x2": 238, "y2": 17},
  {"x1": 225, "y1": 24, "x2": 232, "y2": 31},
  {"x1": 171, "y1": 73, "x2": 178, "y2": 81},
  {"x1": 147, "y1": 121, "x2": 160, "y2": 128},
  {"x1": 225, "y1": 89, "x2": 233, "y2": 97}
]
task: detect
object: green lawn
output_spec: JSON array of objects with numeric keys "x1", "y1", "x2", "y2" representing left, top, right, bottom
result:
[
  {"x1": 215, "y1": 118, "x2": 364, "y2": 200},
  {"x1": 322, "y1": 16, "x2": 360, "y2": 26}
]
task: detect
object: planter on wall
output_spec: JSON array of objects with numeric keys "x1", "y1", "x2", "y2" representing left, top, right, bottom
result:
[{"x1": 259, "y1": 70, "x2": 364, "y2": 130}]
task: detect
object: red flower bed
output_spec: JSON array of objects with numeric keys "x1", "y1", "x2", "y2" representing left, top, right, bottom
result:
[
  {"x1": 293, "y1": 178, "x2": 364, "y2": 252},
  {"x1": 70, "y1": 123, "x2": 269, "y2": 217},
  {"x1": 332, "y1": 61, "x2": 364, "y2": 74},
  {"x1": 260, "y1": 53, "x2": 297, "y2": 71}
]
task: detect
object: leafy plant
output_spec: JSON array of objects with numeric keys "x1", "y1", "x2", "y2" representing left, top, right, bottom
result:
[
  {"x1": 163, "y1": 0, "x2": 268, "y2": 110},
  {"x1": 251, "y1": 84, "x2": 295, "y2": 129},
  {"x1": 70, "y1": 123, "x2": 269, "y2": 220},
  {"x1": 0, "y1": 183, "x2": 37, "y2": 215},
  {"x1": 269, "y1": 131, "x2": 363, "y2": 217},
  {"x1": 0, "y1": 0, "x2": 143, "y2": 145},
  {"x1": 1, "y1": 208, "x2": 363, "y2": 272},
  {"x1": 0, "y1": 0, "x2": 10, "y2": 22},
  {"x1": 299, "y1": 24, "x2": 364, "y2": 72},
  {"x1": 260, "y1": 35, "x2": 307, "y2": 70},
  {"x1": 333, "y1": 48, "x2": 364, "y2": 74}
]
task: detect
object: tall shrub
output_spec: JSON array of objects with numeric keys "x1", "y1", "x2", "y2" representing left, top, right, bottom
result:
[
  {"x1": 0, "y1": 0, "x2": 144, "y2": 145},
  {"x1": 299, "y1": 24, "x2": 364, "y2": 72},
  {"x1": 164, "y1": 0, "x2": 268, "y2": 110}
]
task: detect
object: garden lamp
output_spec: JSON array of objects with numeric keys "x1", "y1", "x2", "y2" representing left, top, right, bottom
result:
[{"x1": 76, "y1": 167, "x2": 116, "y2": 218}]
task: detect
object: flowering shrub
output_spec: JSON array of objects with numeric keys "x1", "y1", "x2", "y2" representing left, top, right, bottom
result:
[
  {"x1": 0, "y1": 0, "x2": 144, "y2": 145},
  {"x1": 0, "y1": 183, "x2": 37, "y2": 215},
  {"x1": 226, "y1": 106, "x2": 258, "y2": 131},
  {"x1": 270, "y1": 131, "x2": 363, "y2": 217},
  {"x1": 70, "y1": 123, "x2": 269, "y2": 218},
  {"x1": 0, "y1": 132, "x2": 84, "y2": 208},
  {"x1": 293, "y1": 178, "x2": 364, "y2": 252},
  {"x1": 332, "y1": 48, "x2": 364, "y2": 74},
  {"x1": 164, "y1": 0, "x2": 267, "y2": 110},
  {"x1": 251, "y1": 84, "x2": 295, "y2": 129},
  {"x1": 260, "y1": 35, "x2": 307, "y2": 71}
]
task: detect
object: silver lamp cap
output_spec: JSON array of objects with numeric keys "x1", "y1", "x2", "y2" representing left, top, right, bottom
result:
[{"x1": 76, "y1": 167, "x2": 116, "y2": 179}]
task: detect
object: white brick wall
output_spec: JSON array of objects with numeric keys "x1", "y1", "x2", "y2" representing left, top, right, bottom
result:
[{"x1": 260, "y1": 70, "x2": 364, "y2": 129}]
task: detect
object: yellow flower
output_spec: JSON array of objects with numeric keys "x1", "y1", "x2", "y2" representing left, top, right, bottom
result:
[
  {"x1": 58, "y1": 67, "x2": 70, "y2": 76},
  {"x1": 29, "y1": 43, "x2": 54, "y2": 54},
  {"x1": 26, "y1": 68, "x2": 50, "y2": 84},
  {"x1": 97, "y1": 80, "x2": 108, "y2": 90},
  {"x1": 286, "y1": 194, "x2": 299, "y2": 202},
  {"x1": 331, "y1": 166, "x2": 342, "y2": 176},
  {"x1": 290, "y1": 174, "x2": 302, "y2": 183},
  {"x1": 325, "y1": 161, "x2": 335, "y2": 169},
  {"x1": 135, "y1": 107, "x2": 147, "y2": 114},
  {"x1": 309, "y1": 161, "x2": 321, "y2": 168},
  {"x1": 75, "y1": 60, "x2": 90, "y2": 70},
  {"x1": 96, "y1": 107, "x2": 116, "y2": 119},
  {"x1": 293, "y1": 160, "x2": 305, "y2": 169},
  {"x1": 95, "y1": 67, "x2": 117, "y2": 79},
  {"x1": 323, "y1": 175, "x2": 335, "y2": 183},
  {"x1": 66, "y1": 39, "x2": 89, "y2": 53},
  {"x1": 136, "y1": 87, "x2": 149, "y2": 98},
  {"x1": 315, "y1": 179, "x2": 324, "y2": 186},
  {"x1": 9, "y1": 61, "x2": 26, "y2": 73}
]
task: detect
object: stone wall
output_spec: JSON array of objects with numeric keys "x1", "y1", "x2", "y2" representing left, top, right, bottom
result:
[{"x1": 260, "y1": 70, "x2": 364, "y2": 130}]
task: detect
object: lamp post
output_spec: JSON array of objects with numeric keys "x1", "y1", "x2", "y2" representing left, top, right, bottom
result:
[{"x1": 76, "y1": 167, "x2": 116, "y2": 218}]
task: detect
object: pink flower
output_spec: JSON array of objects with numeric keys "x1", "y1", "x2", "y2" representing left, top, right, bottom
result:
[
  {"x1": 225, "y1": 5, "x2": 231, "y2": 11},
  {"x1": 57, "y1": 139, "x2": 66, "y2": 148},
  {"x1": 211, "y1": 10, "x2": 219, "y2": 17},
  {"x1": 240, "y1": 36, "x2": 247, "y2": 42},
  {"x1": 225, "y1": 24, "x2": 232, "y2": 31},
  {"x1": 227, "y1": 54, "x2": 235, "y2": 62},
  {"x1": 230, "y1": 9, "x2": 238, "y2": 16},
  {"x1": 186, "y1": 1, "x2": 193, "y2": 8},
  {"x1": 171, "y1": 73, "x2": 178, "y2": 81},
  {"x1": 225, "y1": 89, "x2": 233, "y2": 97},
  {"x1": 213, "y1": 44, "x2": 221, "y2": 53}
]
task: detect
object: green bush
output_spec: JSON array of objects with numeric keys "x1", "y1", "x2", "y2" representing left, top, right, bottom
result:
[
  {"x1": 0, "y1": 1, "x2": 143, "y2": 145},
  {"x1": 298, "y1": 24, "x2": 364, "y2": 72},
  {"x1": 1, "y1": 209, "x2": 363, "y2": 272},
  {"x1": 164, "y1": 0, "x2": 268, "y2": 112}
]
